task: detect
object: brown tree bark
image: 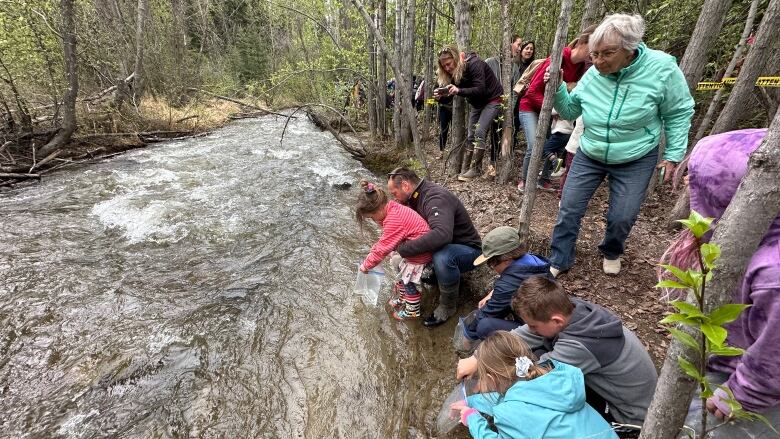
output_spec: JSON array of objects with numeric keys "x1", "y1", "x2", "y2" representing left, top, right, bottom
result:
[
  {"x1": 640, "y1": 105, "x2": 780, "y2": 439},
  {"x1": 678, "y1": 0, "x2": 734, "y2": 91},
  {"x1": 580, "y1": 0, "x2": 600, "y2": 31},
  {"x1": 399, "y1": 0, "x2": 415, "y2": 146},
  {"x1": 422, "y1": 0, "x2": 435, "y2": 142},
  {"x1": 448, "y1": 0, "x2": 471, "y2": 176},
  {"x1": 366, "y1": 1, "x2": 378, "y2": 137},
  {"x1": 38, "y1": 0, "x2": 79, "y2": 158},
  {"x1": 711, "y1": 0, "x2": 780, "y2": 134},
  {"x1": 376, "y1": 0, "x2": 387, "y2": 138},
  {"x1": 517, "y1": 0, "x2": 573, "y2": 240},
  {"x1": 693, "y1": 0, "x2": 760, "y2": 145},
  {"x1": 496, "y1": 0, "x2": 513, "y2": 184},
  {"x1": 351, "y1": 0, "x2": 428, "y2": 172},
  {"x1": 392, "y1": 0, "x2": 403, "y2": 146}
]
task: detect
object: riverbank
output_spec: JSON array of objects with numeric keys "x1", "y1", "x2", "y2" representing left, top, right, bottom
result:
[
  {"x1": 359, "y1": 132, "x2": 676, "y2": 367},
  {"x1": 0, "y1": 96, "x2": 260, "y2": 188}
]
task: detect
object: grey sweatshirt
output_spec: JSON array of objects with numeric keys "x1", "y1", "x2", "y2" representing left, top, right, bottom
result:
[{"x1": 511, "y1": 298, "x2": 658, "y2": 425}]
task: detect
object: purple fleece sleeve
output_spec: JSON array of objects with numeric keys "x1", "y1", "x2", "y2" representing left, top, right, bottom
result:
[{"x1": 723, "y1": 261, "x2": 780, "y2": 412}]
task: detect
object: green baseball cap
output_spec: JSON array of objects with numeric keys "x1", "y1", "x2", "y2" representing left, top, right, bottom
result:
[{"x1": 474, "y1": 226, "x2": 522, "y2": 266}]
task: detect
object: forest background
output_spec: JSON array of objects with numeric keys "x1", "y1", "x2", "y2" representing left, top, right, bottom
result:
[{"x1": 1, "y1": 0, "x2": 779, "y2": 175}]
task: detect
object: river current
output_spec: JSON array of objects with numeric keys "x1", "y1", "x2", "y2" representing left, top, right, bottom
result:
[{"x1": 0, "y1": 116, "x2": 458, "y2": 438}]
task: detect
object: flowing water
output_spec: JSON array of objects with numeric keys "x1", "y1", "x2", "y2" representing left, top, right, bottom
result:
[{"x1": 0, "y1": 116, "x2": 461, "y2": 438}]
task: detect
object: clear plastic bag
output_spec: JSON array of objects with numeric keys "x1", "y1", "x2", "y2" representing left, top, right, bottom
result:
[
  {"x1": 354, "y1": 266, "x2": 384, "y2": 306},
  {"x1": 436, "y1": 380, "x2": 479, "y2": 435}
]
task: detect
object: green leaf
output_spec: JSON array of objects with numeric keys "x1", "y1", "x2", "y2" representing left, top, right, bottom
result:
[
  {"x1": 677, "y1": 356, "x2": 704, "y2": 381},
  {"x1": 709, "y1": 346, "x2": 744, "y2": 357},
  {"x1": 701, "y1": 323, "x2": 728, "y2": 347},
  {"x1": 709, "y1": 304, "x2": 751, "y2": 326},
  {"x1": 668, "y1": 327, "x2": 701, "y2": 352},
  {"x1": 671, "y1": 300, "x2": 705, "y2": 318},
  {"x1": 659, "y1": 313, "x2": 696, "y2": 326},
  {"x1": 655, "y1": 280, "x2": 689, "y2": 289},
  {"x1": 660, "y1": 264, "x2": 694, "y2": 286},
  {"x1": 677, "y1": 211, "x2": 714, "y2": 238},
  {"x1": 700, "y1": 243, "x2": 721, "y2": 269}
]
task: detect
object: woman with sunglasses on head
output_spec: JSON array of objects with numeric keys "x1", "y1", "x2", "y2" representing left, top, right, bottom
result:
[
  {"x1": 435, "y1": 44, "x2": 504, "y2": 181},
  {"x1": 547, "y1": 13, "x2": 694, "y2": 278}
]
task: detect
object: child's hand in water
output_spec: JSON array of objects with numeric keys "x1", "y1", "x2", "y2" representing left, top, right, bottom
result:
[{"x1": 450, "y1": 400, "x2": 478, "y2": 426}]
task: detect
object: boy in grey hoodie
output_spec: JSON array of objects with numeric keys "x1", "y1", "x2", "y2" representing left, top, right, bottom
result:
[{"x1": 457, "y1": 277, "x2": 657, "y2": 426}]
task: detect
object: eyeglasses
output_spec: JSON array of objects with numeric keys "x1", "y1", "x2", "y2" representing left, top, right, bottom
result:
[{"x1": 589, "y1": 48, "x2": 620, "y2": 60}]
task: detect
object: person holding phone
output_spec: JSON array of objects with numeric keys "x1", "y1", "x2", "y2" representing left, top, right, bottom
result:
[
  {"x1": 435, "y1": 44, "x2": 504, "y2": 181},
  {"x1": 546, "y1": 13, "x2": 694, "y2": 277}
]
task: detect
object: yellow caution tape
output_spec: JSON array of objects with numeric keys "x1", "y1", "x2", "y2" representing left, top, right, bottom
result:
[
  {"x1": 696, "y1": 76, "x2": 780, "y2": 91},
  {"x1": 426, "y1": 98, "x2": 437, "y2": 106}
]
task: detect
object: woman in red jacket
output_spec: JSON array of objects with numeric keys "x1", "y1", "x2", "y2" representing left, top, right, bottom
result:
[{"x1": 517, "y1": 26, "x2": 595, "y2": 192}]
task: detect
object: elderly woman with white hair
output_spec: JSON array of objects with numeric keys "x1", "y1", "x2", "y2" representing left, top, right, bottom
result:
[{"x1": 547, "y1": 13, "x2": 694, "y2": 277}]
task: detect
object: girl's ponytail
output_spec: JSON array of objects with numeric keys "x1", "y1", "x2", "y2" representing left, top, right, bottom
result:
[{"x1": 355, "y1": 180, "x2": 388, "y2": 230}]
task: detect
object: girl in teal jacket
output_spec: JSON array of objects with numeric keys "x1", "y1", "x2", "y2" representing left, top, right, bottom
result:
[
  {"x1": 547, "y1": 13, "x2": 694, "y2": 277},
  {"x1": 451, "y1": 331, "x2": 617, "y2": 439}
]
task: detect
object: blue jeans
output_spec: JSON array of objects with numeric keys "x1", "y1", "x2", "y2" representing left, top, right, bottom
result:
[
  {"x1": 519, "y1": 111, "x2": 539, "y2": 181},
  {"x1": 432, "y1": 243, "x2": 482, "y2": 288},
  {"x1": 549, "y1": 147, "x2": 659, "y2": 271},
  {"x1": 539, "y1": 132, "x2": 571, "y2": 184}
]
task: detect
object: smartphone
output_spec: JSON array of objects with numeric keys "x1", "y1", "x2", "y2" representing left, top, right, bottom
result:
[
  {"x1": 434, "y1": 86, "x2": 449, "y2": 96},
  {"x1": 658, "y1": 166, "x2": 666, "y2": 185}
]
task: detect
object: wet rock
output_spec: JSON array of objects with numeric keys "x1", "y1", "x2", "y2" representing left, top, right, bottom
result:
[{"x1": 331, "y1": 182, "x2": 352, "y2": 190}]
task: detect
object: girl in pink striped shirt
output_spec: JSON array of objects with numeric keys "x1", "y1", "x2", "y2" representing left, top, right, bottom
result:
[{"x1": 356, "y1": 180, "x2": 432, "y2": 320}]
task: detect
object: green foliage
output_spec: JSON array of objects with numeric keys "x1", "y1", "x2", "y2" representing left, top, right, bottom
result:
[{"x1": 657, "y1": 210, "x2": 771, "y2": 436}]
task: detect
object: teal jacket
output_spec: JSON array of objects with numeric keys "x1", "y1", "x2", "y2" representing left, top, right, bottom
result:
[
  {"x1": 465, "y1": 360, "x2": 618, "y2": 439},
  {"x1": 553, "y1": 43, "x2": 694, "y2": 164}
]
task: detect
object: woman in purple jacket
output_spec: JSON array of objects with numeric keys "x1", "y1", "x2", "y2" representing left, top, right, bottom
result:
[{"x1": 661, "y1": 128, "x2": 780, "y2": 436}]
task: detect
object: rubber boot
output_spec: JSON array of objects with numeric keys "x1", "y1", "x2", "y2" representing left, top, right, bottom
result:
[
  {"x1": 460, "y1": 147, "x2": 474, "y2": 175},
  {"x1": 458, "y1": 148, "x2": 486, "y2": 181},
  {"x1": 423, "y1": 280, "x2": 459, "y2": 327}
]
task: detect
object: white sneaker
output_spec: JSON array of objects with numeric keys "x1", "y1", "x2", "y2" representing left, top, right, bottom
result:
[
  {"x1": 603, "y1": 258, "x2": 621, "y2": 275},
  {"x1": 550, "y1": 267, "x2": 562, "y2": 278},
  {"x1": 551, "y1": 167, "x2": 566, "y2": 179}
]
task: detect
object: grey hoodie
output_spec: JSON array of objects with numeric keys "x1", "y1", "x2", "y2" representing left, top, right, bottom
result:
[{"x1": 511, "y1": 298, "x2": 658, "y2": 424}]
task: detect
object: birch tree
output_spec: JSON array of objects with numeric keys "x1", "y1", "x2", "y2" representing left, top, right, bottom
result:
[{"x1": 517, "y1": 0, "x2": 573, "y2": 240}]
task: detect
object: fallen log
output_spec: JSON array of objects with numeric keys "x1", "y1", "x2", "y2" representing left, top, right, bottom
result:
[
  {"x1": 0, "y1": 172, "x2": 40, "y2": 179},
  {"x1": 185, "y1": 88, "x2": 293, "y2": 118},
  {"x1": 305, "y1": 108, "x2": 366, "y2": 159}
]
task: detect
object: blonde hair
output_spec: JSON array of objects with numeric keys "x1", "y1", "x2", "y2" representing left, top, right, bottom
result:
[
  {"x1": 436, "y1": 44, "x2": 466, "y2": 86},
  {"x1": 475, "y1": 332, "x2": 551, "y2": 395}
]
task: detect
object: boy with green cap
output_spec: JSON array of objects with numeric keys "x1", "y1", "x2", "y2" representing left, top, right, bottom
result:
[{"x1": 460, "y1": 226, "x2": 551, "y2": 342}]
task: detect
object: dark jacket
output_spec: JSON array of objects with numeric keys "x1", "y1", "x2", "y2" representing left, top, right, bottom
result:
[
  {"x1": 455, "y1": 52, "x2": 504, "y2": 109},
  {"x1": 481, "y1": 254, "x2": 551, "y2": 320},
  {"x1": 464, "y1": 255, "x2": 551, "y2": 340},
  {"x1": 397, "y1": 179, "x2": 481, "y2": 257}
]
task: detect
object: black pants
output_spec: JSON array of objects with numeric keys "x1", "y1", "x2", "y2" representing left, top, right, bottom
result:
[{"x1": 438, "y1": 104, "x2": 452, "y2": 151}]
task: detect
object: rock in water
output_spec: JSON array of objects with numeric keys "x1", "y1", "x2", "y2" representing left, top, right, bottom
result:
[{"x1": 332, "y1": 182, "x2": 352, "y2": 190}]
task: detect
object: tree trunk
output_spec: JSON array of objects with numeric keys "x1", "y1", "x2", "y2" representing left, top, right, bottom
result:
[
  {"x1": 448, "y1": 0, "x2": 471, "y2": 176},
  {"x1": 131, "y1": 0, "x2": 148, "y2": 105},
  {"x1": 678, "y1": 0, "x2": 733, "y2": 91},
  {"x1": 711, "y1": 0, "x2": 780, "y2": 134},
  {"x1": 580, "y1": 0, "x2": 600, "y2": 31},
  {"x1": 640, "y1": 106, "x2": 780, "y2": 439},
  {"x1": 376, "y1": 0, "x2": 387, "y2": 137},
  {"x1": 422, "y1": 0, "x2": 435, "y2": 141},
  {"x1": 392, "y1": 0, "x2": 403, "y2": 146},
  {"x1": 38, "y1": 0, "x2": 79, "y2": 158},
  {"x1": 496, "y1": 0, "x2": 513, "y2": 184},
  {"x1": 693, "y1": 0, "x2": 759, "y2": 145},
  {"x1": 399, "y1": 0, "x2": 415, "y2": 147},
  {"x1": 366, "y1": 1, "x2": 378, "y2": 137},
  {"x1": 517, "y1": 0, "x2": 573, "y2": 240},
  {"x1": 352, "y1": 0, "x2": 428, "y2": 172}
]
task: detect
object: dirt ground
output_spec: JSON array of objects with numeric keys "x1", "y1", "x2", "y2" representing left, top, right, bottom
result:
[{"x1": 370, "y1": 136, "x2": 681, "y2": 367}]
